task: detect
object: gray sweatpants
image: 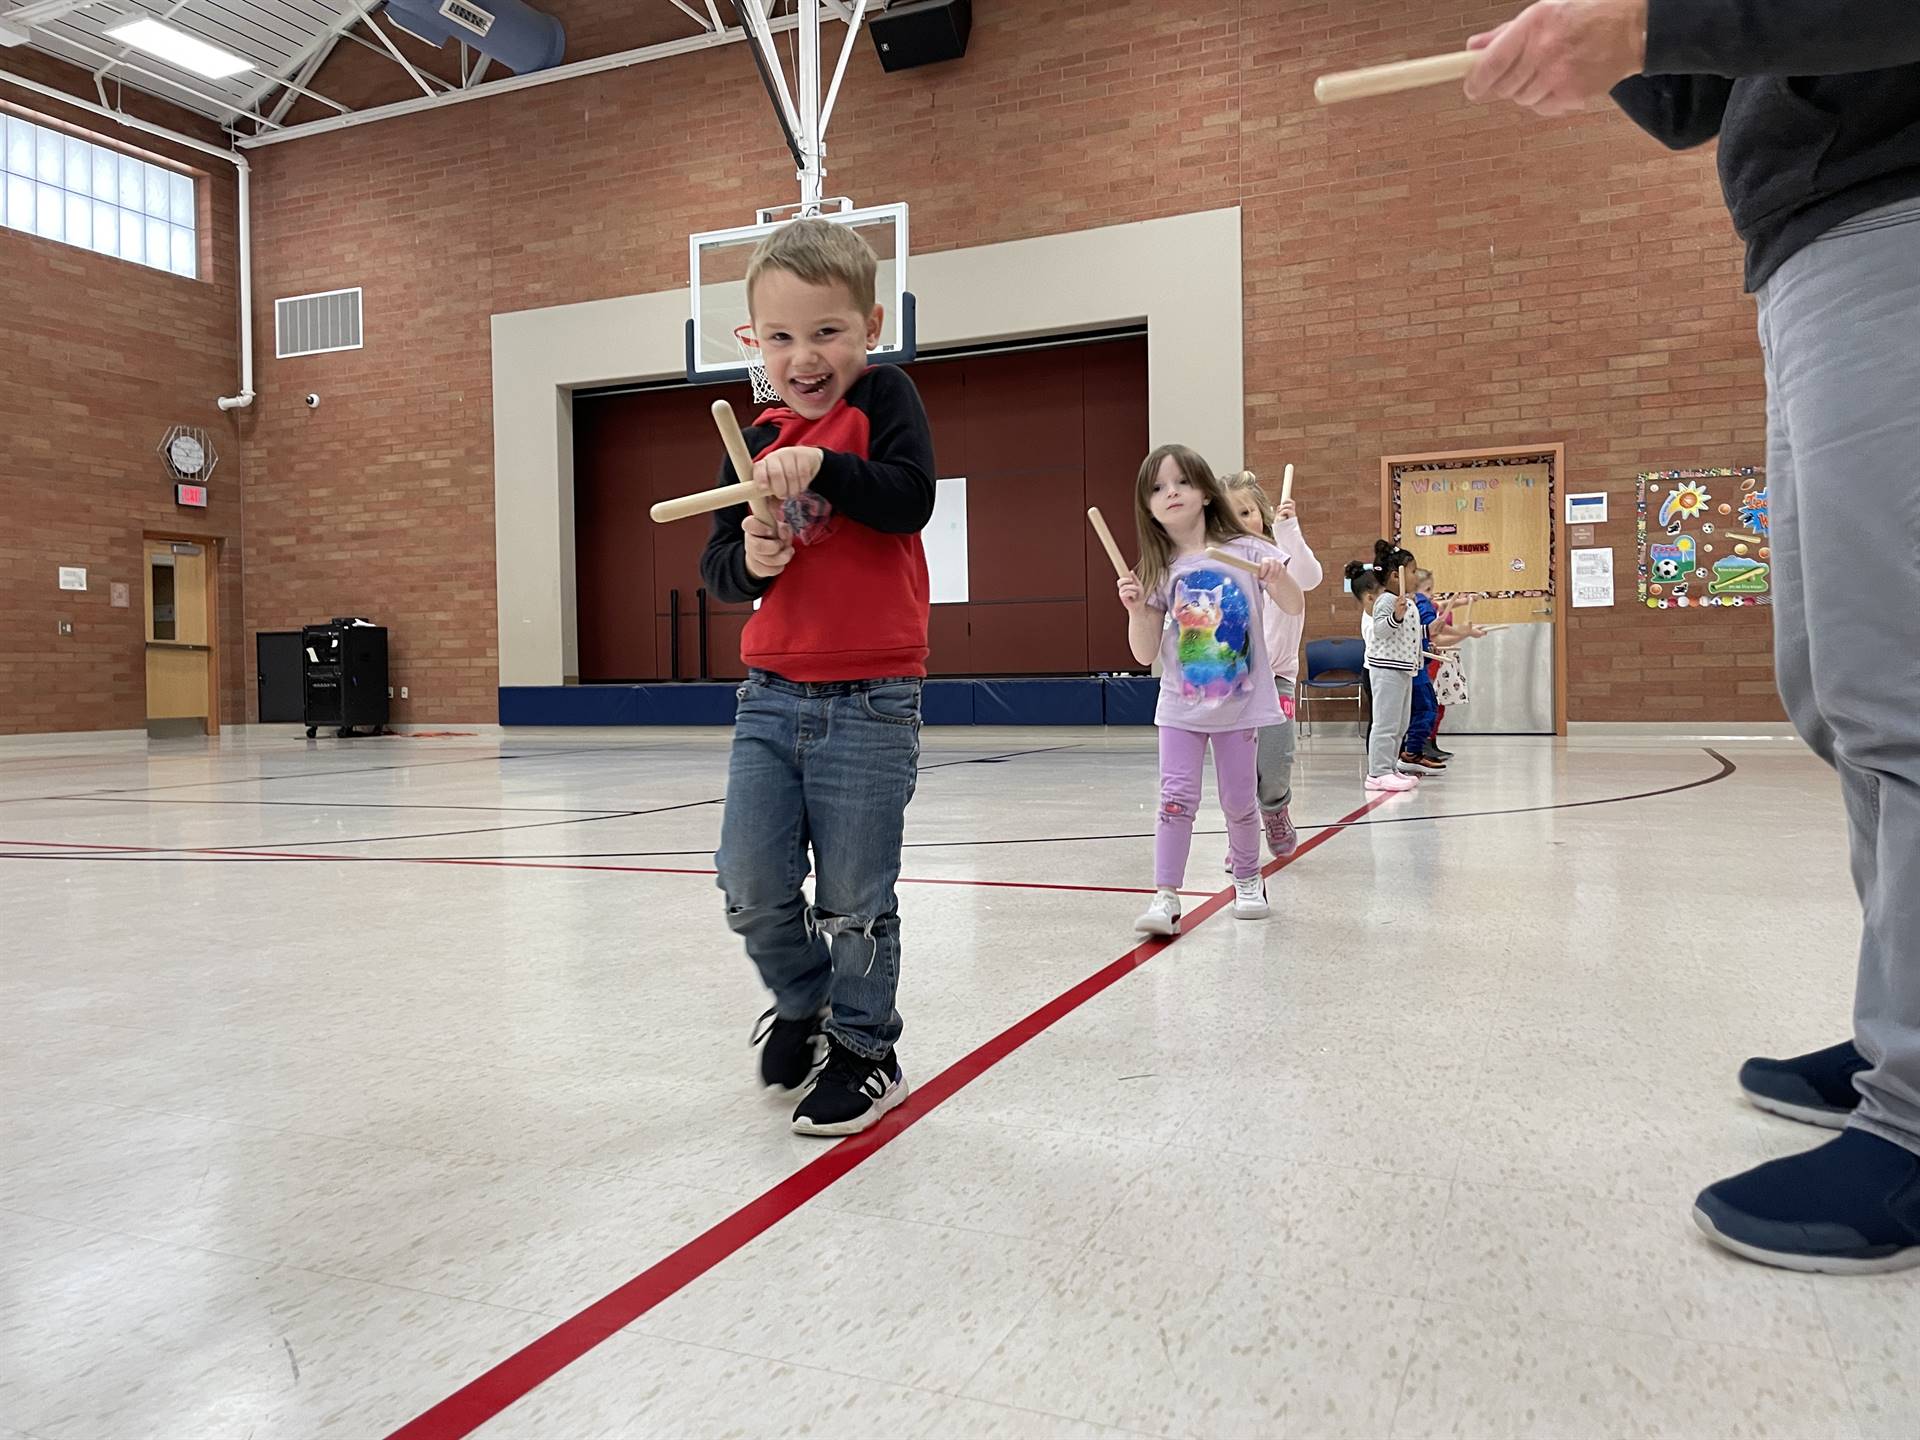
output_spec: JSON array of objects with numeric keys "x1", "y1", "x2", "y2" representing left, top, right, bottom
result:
[
  {"x1": 1256, "y1": 675, "x2": 1297, "y2": 811},
  {"x1": 1758, "y1": 197, "x2": 1920, "y2": 1156},
  {"x1": 1365, "y1": 666, "x2": 1413, "y2": 779}
]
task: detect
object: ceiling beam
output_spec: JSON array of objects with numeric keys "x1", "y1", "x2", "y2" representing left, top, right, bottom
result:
[
  {"x1": 237, "y1": 6, "x2": 854, "y2": 149},
  {"x1": 666, "y1": 0, "x2": 715, "y2": 32},
  {"x1": 1, "y1": 0, "x2": 101, "y2": 28}
]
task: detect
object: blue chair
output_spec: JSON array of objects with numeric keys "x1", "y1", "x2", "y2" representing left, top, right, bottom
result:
[{"x1": 1299, "y1": 637, "x2": 1369, "y2": 738}]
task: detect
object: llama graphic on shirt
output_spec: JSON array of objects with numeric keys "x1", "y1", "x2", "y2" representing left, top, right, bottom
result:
[{"x1": 1170, "y1": 570, "x2": 1254, "y2": 700}]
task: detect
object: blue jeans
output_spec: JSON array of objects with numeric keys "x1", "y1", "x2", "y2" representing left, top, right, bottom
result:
[
  {"x1": 1405, "y1": 669, "x2": 1438, "y2": 752},
  {"x1": 715, "y1": 670, "x2": 922, "y2": 1059}
]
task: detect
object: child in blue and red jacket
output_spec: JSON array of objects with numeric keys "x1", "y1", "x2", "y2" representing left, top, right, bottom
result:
[{"x1": 700, "y1": 218, "x2": 936, "y2": 1138}]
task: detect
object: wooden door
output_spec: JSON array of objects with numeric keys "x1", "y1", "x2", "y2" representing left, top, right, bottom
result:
[
  {"x1": 144, "y1": 537, "x2": 219, "y2": 735},
  {"x1": 1382, "y1": 446, "x2": 1567, "y2": 735}
]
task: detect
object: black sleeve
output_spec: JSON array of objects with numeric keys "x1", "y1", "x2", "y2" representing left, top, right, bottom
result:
[
  {"x1": 1609, "y1": 75, "x2": 1733, "y2": 149},
  {"x1": 811, "y1": 366, "x2": 937, "y2": 535},
  {"x1": 1646, "y1": 0, "x2": 1920, "y2": 75},
  {"x1": 698, "y1": 424, "x2": 779, "y2": 606}
]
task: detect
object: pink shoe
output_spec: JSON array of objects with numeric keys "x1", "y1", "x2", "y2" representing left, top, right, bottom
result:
[
  {"x1": 1365, "y1": 773, "x2": 1418, "y2": 793},
  {"x1": 1264, "y1": 805, "x2": 1299, "y2": 858}
]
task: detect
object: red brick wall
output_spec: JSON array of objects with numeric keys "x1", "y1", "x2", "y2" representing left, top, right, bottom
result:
[
  {"x1": 15, "y1": 0, "x2": 1783, "y2": 732},
  {"x1": 0, "y1": 52, "x2": 249, "y2": 736}
]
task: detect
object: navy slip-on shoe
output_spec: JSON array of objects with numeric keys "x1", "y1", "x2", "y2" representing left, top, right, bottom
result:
[
  {"x1": 1693, "y1": 1129, "x2": 1920, "y2": 1275},
  {"x1": 1738, "y1": 1039, "x2": 1867, "y2": 1129}
]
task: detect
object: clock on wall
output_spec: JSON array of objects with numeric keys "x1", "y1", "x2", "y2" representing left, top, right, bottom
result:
[{"x1": 157, "y1": 425, "x2": 218, "y2": 484}]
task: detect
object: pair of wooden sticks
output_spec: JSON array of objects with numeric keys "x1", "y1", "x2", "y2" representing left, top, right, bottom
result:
[{"x1": 648, "y1": 400, "x2": 780, "y2": 526}]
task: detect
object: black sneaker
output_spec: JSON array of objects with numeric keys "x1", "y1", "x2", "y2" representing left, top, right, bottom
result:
[
  {"x1": 1738, "y1": 1039, "x2": 1867, "y2": 1129},
  {"x1": 751, "y1": 1007, "x2": 827, "y2": 1092},
  {"x1": 791, "y1": 1037, "x2": 906, "y2": 1136},
  {"x1": 1694, "y1": 1130, "x2": 1920, "y2": 1275},
  {"x1": 1423, "y1": 741, "x2": 1453, "y2": 762}
]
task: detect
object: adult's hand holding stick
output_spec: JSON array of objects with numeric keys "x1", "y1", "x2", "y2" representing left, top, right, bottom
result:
[{"x1": 1314, "y1": 51, "x2": 1474, "y2": 105}]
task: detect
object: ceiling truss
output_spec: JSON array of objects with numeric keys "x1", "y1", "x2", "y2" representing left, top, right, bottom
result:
[{"x1": 0, "y1": 1, "x2": 869, "y2": 149}]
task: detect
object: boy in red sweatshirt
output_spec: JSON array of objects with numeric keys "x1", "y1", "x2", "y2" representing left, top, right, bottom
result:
[{"x1": 700, "y1": 218, "x2": 936, "y2": 1136}]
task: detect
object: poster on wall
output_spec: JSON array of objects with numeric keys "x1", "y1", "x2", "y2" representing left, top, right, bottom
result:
[
  {"x1": 1637, "y1": 468, "x2": 1769, "y2": 610},
  {"x1": 925, "y1": 477, "x2": 970, "y2": 604},
  {"x1": 1571, "y1": 548, "x2": 1614, "y2": 608}
]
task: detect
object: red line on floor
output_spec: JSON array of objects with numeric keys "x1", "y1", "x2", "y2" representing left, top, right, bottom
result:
[{"x1": 383, "y1": 794, "x2": 1389, "y2": 1440}]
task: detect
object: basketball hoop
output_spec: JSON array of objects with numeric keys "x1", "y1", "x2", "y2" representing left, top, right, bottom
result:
[{"x1": 733, "y1": 325, "x2": 781, "y2": 406}]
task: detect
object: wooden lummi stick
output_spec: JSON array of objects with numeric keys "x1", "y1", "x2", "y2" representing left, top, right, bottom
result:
[
  {"x1": 1086, "y1": 507, "x2": 1132, "y2": 579},
  {"x1": 1314, "y1": 51, "x2": 1475, "y2": 106},
  {"x1": 709, "y1": 398, "x2": 777, "y2": 526},
  {"x1": 1280, "y1": 463, "x2": 1294, "y2": 505},
  {"x1": 649, "y1": 401, "x2": 777, "y2": 525},
  {"x1": 1205, "y1": 546, "x2": 1265, "y2": 576}
]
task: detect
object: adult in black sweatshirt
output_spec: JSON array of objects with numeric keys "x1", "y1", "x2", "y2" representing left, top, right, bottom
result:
[{"x1": 1465, "y1": 0, "x2": 1920, "y2": 1277}]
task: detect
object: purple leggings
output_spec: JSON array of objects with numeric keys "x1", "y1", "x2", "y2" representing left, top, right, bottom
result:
[{"x1": 1155, "y1": 726, "x2": 1261, "y2": 888}]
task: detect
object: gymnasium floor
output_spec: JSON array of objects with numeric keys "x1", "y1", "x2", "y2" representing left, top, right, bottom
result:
[{"x1": 2, "y1": 725, "x2": 1915, "y2": 1440}]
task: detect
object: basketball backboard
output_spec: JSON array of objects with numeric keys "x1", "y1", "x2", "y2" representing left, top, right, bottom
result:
[{"x1": 684, "y1": 200, "x2": 915, "y2": 387}]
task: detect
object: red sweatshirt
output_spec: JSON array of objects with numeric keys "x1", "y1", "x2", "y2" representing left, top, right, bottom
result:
[{"x1": 699, "y1": 365, "x2": 937, "y2": 681}]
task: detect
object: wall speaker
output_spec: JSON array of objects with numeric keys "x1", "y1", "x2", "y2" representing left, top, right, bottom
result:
[{"x1": 869, "y1": 0, "x2": 971, "y2": 73}]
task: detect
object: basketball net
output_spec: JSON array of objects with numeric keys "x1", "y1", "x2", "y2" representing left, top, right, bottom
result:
[{"x1": 733, "y1": 325, "x2": 782, "y2": 406}]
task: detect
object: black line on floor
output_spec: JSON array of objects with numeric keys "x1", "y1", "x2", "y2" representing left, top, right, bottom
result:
[
  {"x1": 0, "y1": 744, "x2": 1080, "y2": 857},
  {"x1": 0, "y1": 747, "x2": 622, "y2": 807},
  {"x1": 50, "y1": 796, "x2": 634, "y2": 816},
  {"x1": 0, "y1": 748, "x2": 1734, "y2": 866}
]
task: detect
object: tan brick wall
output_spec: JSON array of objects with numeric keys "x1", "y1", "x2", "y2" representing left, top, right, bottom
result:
[
  {"x1": 0, "y1": 52, "x2": 250, "y2": 736},
  {"x1": 14, "y1": 1, "x2": 1785, "y2": 730}
]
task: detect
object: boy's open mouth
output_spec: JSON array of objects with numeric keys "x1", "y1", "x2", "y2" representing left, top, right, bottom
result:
[{"x1": 792, "y1": 372, "x2": 833, "y2": 400}]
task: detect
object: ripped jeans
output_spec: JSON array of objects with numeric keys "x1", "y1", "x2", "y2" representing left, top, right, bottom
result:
[{"x1": 716, "y1": 670, "x2": 922, "y2": 1059}]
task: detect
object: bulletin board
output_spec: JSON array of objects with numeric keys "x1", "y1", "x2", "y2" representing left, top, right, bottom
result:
[
  {"x1": 1388, "y1": 451, "x2": 1557, "y2": 629},
  {"x1": 1636, "y1": 468, "x2": 1770, "y2": 610}
]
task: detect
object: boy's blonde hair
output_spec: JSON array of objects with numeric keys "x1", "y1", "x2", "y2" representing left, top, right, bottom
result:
[
  {"x1": 1220, "y1": 470, "x2": 1275, "y2": 537},
  {"x1": 745, "y1": 217, "x2": 878, "y2": 317}
]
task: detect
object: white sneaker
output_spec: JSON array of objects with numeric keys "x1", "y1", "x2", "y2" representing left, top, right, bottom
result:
[
  {"x1": 1134, "y1": 888, "x2": 1181, "y2": 936},
  {"x1": 1233, "y1": 873, "x2": 1270, "y2": 919}
]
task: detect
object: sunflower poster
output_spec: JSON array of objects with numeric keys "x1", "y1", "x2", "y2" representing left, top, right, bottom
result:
[{"x1": 1637, "y1": 468, "x2": 1770, "y2": 610}]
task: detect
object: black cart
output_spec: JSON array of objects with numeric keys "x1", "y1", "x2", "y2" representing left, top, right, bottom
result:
[{"x1": 302, "y1": 620, "x2": 389, "y2": 738}]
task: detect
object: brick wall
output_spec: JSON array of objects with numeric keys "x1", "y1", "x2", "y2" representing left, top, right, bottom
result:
[
  {"x1": 0, "y1": 51, "x2": 249, "y2": 736},
  {"x1": 13, "y1": 0, "x2": 1784, "y2": 731}
]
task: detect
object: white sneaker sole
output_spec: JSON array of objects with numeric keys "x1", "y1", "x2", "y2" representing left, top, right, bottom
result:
[
  {"x1": 791, "y1": 1076, "x2": 909, "y2": 1137},
  {"x1": 1741, "y1": 1091, "x2": 1853, "y2": 1131},
  {"x1": 1134, "y1": 912, "x2": 1181, "y2": 937},
  {"x1": 1692, "y1": 1206, "x2": 1920, "y2": 1275}
]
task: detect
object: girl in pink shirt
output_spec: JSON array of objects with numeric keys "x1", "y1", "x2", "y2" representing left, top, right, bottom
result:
[{"x1": 1115, "y1": 446, "x2": 1304, "y2": 937}]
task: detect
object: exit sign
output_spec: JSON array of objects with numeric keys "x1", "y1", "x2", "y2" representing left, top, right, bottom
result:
[{"x1": 175, "y1": 483, "x2": 208, "y2": 508}]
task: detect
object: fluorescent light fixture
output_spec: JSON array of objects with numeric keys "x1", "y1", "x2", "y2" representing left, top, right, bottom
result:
[{"x1": 104, "y1": 18, "x2": 252, "y2": 79}]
